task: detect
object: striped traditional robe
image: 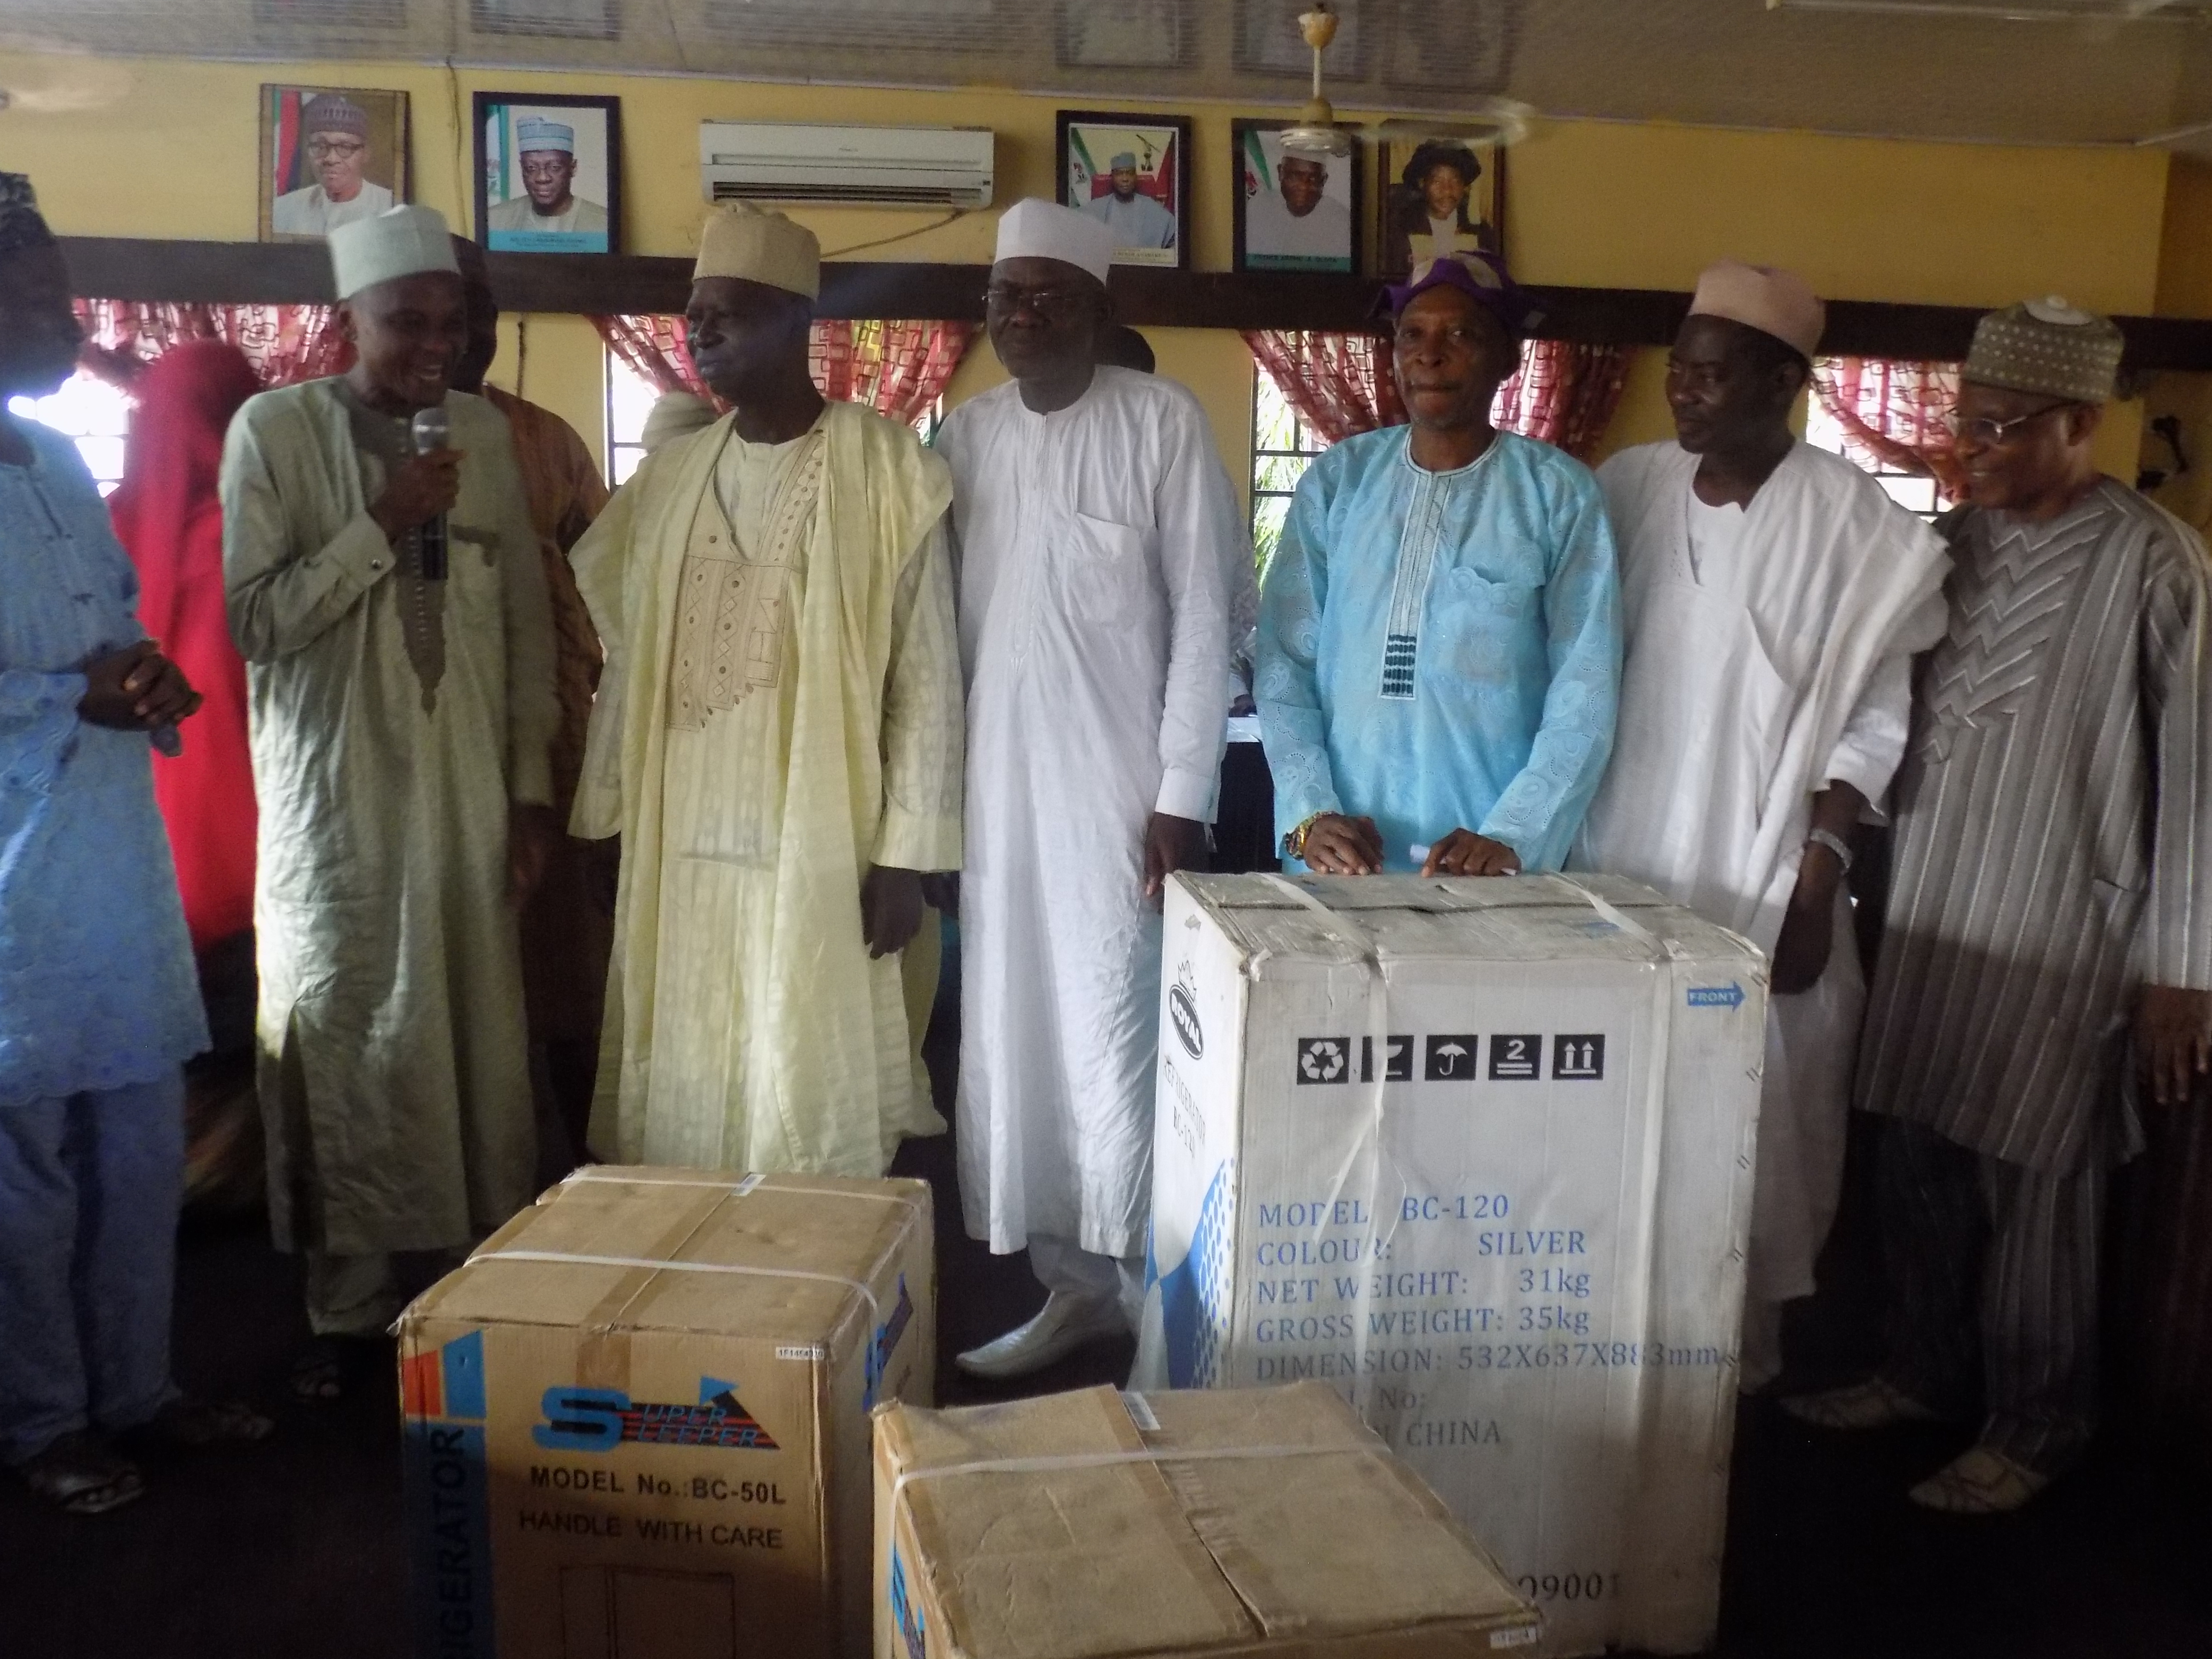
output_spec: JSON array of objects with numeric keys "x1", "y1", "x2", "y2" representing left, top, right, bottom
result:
[{"x1": 1857, "y1": 480, "x2": 2212, "y2": 1173}]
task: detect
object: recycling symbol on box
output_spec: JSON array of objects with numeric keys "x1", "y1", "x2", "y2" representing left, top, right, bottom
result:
[{"x1": 1296, "y1": 1037, "x2": 1349, "y2": 1084}]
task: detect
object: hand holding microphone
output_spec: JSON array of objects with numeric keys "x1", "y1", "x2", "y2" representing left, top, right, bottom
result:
[{"x1": 366, "y1": 406, "x2": 462, "y2": 575}]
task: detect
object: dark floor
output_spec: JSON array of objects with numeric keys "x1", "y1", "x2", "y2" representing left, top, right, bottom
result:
[{"x1": 5, "y1": 1014, "x2": 2209, "y2": 1659}]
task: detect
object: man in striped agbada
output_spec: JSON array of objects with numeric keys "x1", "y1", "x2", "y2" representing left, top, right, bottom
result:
[{"x1": 1787, "y1": 298, "x2": 2212, "y2": 1514}]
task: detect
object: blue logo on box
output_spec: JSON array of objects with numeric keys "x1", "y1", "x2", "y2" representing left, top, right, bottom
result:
[{"x1": 1687, "y1": 983, "x2": 1745, "y2": 1009}]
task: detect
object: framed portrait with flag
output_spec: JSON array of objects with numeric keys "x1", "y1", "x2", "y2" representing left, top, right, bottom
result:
[
  {"x1": 472, "y1": 92, "x2": 621, "y2": 255},
  {"x1": 1054, "y1": 110, "x2": 1193, "y2": 271},
  {"x1": 1233, "y1": 118, "x2": 1361, "y2": 275},
  {"x1": 258, "y1": 85, "x2": 410, "y2": 244}
]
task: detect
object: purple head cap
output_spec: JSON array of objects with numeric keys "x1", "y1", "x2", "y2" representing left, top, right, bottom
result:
[{"x1": 1381, "y1": 249, "x2": 1540, "y2": 334}]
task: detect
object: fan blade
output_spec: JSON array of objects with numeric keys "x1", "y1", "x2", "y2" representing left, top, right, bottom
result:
[{"x1": 1366, "y1": 105, "x2": 1538, "y2": 148}]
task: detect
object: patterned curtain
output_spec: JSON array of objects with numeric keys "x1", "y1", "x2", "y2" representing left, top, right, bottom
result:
[
  {"x1": 589, "y1": 313, "x2": 711, "y2": 400},
  {"x1": 73, "y1": 299, "x2": 352, "y2": 389},
  {"x1": 810, "y1": 319, "x2": 977, "y2": 425},
  {"x1": 1812, "y1": 356, "x2": 1965, "y2": 498},
  {"x1": 1491, "y1": 340, "x2": 1635, "y2": 461},
  {"x1": 1241, "y1": 331, "x2": 1404, "y2": 443},
  {"x1": 1245, "y1": 330, "x2": 1632, "y2": 461},
  {"x1": 591, "y1": 315, "x2": 975, "y2": 424}
]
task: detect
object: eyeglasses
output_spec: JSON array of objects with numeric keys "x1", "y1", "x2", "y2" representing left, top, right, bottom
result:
[
  {"x1": 983, "y1": 284, "x2": 1090, "y2": 319},
  {"x1": 1941, "y1": 400, "x2": 2075, "y2": 446},
  {"x1": 306, "y1": 138, "x2": 368, "y2": 160}
]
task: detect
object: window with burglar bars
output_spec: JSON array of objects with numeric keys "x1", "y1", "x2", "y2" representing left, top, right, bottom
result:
[
  {"x1": 1250, "y1": 369, "x2": 1326, "y2": 574},
  {"x1": 9, "y1": 372, "x2": 133, "y2": 495}
]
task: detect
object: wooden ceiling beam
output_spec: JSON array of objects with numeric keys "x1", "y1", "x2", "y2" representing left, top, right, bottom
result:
[{"x1": 55, "y1": 237, "x2": 2212, "y2": 371}]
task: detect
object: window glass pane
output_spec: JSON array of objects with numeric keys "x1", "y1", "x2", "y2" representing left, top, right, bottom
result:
[
  {"x1": 1253, "y1": 451, "x2": 1313, "y2": 497},
  {"x1": 611, "y1": 444, "x2": 646, "y2": 486},
  {"x1": 1253, "y1": 377, "x2": 1300, "y2": 454},
  {"x1": 1877, "y1": 473, "x2": 1939, "y2": 514},
  {"x1": 10, "y1": 373, "x2": 137, "y2": 492},
  {"x1": 1252, "y1": 494, "x2": 1292, "y2": 573},
  {"x1": 607, "y1": 356, "x2": 659, "y2": 443}
]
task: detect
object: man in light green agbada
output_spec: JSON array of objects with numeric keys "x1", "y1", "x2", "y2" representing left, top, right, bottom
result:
[
  {"x1": 221, "y1": 204, "x2": 558, "y2": 1397},
  {"x1": 568, "y1": 203, "x2": 964, "y2": 1180}
]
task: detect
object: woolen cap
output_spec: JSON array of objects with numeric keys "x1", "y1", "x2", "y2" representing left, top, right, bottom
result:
[
  {"x1": 1964, "y1": 296, "x2": 2124, "y2": 405},
  {"x1": 0, "y1": 172, "x2": 56, "y2": 258},
  {"x1": 694, "y1": 202, "x2": 820, "y2": 300},
  {"x1": 299, "y1": 94, "x2": 371, "y2": 140},
  {"x1": 329, "y1": 204, "x2": 462, "y2": 301}
]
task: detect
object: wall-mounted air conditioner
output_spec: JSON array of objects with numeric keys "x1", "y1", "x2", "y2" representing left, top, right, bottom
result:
[{"x1": 698, "y1": 122, "x2": 994, "y2": 209}]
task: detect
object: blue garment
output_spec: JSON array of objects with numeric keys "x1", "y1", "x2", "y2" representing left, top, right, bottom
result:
[
  {"x1": 0, "y1": 419, "x2": 205, "y2": 1107},
  {"x1": 1255, "y1": 427, "x2": 1621, "y2": 872},
  {"x1": 0, "y1": 1074, "x2": 184, "y2": 1463}
]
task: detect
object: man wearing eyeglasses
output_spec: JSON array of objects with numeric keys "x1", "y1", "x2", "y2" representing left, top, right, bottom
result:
[
  {"x1": 941, "y1": 199, "x2": 1249, "y2": 1380},
  {"x1": 1788, "y1": 298, "x2": 2212, "y2": 1515},
  {"x1": 271, "y1": 94, "x2": 393, "y2": 240}
]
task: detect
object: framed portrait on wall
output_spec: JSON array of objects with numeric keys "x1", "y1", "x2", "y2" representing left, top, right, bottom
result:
[
  {"x1": 1233, "y1": 120, "x2": 1361, "y2": 275},
  {"x1": 473, "y1": 93, "x2": 621, "y2": 255},
  {"x1": 258, "y1": 85, "x2": 410, "y2": 243},
  {"x1": 1377, "y1": 137, "x2": 1503, "y2": 280},
  {"x1": 1055, "y1": 111, "x2": 1193, "y2": 270}
]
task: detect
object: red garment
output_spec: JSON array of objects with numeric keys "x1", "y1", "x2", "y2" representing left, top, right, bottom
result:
[{"x1": 108, "y1": 342, "x2": 264, "y2": 952}]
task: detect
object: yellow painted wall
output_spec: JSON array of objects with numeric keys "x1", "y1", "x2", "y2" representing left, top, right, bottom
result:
[
  {"x1": 0, "y1": 51, "x2": 2176, "y2": 490},
  {"x1": 2145, "y1": 159, "x2": 2212, "y2": 538}
]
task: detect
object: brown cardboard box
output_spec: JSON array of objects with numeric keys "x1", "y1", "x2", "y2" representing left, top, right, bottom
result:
[
  {"x1": 873, "y1": 1382, "x2": 1541, "y2": 1659},
  {"x1": 398, "y1": 1166, "x2": 933, "y2": 1659}
]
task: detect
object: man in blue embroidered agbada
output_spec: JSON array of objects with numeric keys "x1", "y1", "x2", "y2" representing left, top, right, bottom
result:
[
  {"x1": 1255, "y1": 252, "x2": 1621, "y2": 877},
  {"x1": 0, "y1": 174, "x2": 267, "y2": 1516}
]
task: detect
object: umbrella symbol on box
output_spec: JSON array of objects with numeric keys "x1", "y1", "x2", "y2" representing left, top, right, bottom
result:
[
  {"x1": 1426, "y1": 1035, "x2": 1480, "y2": 1080},
  {"x1": 1297, "y1": 1038, "x2": 1348, "y2": 1083}
]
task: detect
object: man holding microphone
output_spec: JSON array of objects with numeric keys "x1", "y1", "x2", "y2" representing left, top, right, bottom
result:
[{"x1": 221, "y1": 204, "x2": 557, "y2": 1398}]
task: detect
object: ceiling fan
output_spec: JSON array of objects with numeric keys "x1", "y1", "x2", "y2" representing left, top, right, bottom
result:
[
  {"x1": 0, "y1": 40, "x2": 134, "y2": 117},
  {"x1": 1276, "y1": 4, "x2": 1537, "y2": 162}
]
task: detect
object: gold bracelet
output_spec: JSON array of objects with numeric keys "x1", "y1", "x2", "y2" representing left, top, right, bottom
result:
[{"x1": 1284, "y1": 811, "x2": 1327, "y2": 862}]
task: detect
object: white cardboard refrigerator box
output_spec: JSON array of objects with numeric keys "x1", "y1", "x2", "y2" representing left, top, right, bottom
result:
[{"x1": 1132, "y1": 872, "x2": 1768, "y2": 1658}]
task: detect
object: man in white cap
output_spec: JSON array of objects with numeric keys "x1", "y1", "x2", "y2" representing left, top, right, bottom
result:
[
  {"x1": 487, "y1": 117, "x2": 608, "y2": 241},
  {"x1": 1574, "y1": 261, "x2": 1950, "y2": 1395},
  {"x1": 1243, "y1": 150, "x2": 1352, "y2": 272},
  {"x1": 945, "y1": 198, "x2": 1248, "y2": 1379},
  {"x1": 271, "y1": 94, "x2": 393, "y2": 238},
  {"x1": 1788, "y1": 298, "x2": 2212, "y2": 1514},
  {"x1": 1082, "y1": 152, "x2": 1175, "y2": 253},
  {"x1": 568, "y1": 202, "x2": 963, "y2": 1182},
  {"x1": 220, "y1": 204, "x2": 558, "y2": 1396}
]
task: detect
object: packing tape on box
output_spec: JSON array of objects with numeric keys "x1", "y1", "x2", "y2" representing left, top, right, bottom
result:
[
  {"x1": 890, "y1": 1440, "x2": 1367, "y2": 1506},
  {"x1": 559, "y1": 1167, "x2": 931, "y2": 1216},
  {"x1": 476, "y1": 1249, "x2": 884, "y2": 1325}
]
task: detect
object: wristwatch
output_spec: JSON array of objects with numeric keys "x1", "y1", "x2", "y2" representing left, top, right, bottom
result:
[
  {"x1": 1805, "y1": 827, "x2": 1854, "y2": 875},
  {"x1": 1284, "y1": 811, "x2": 1327, "y2": 863}
]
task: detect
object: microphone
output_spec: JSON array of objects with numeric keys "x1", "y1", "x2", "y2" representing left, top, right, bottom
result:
[{"x1": 409, "y1": 405, "x2": 451, "y2": 581}]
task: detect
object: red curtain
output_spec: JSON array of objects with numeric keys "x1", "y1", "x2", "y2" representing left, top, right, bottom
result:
[
  {"x1": 73, "y1": 299, "x2": 352, "y2": 390},
  {"x1": 590, "y1": 314, "x2": 976, "y2": 425},
  {"x1": 1243, "y1": 329, "x2": 1633, "y2": 462},
  {"x1": 1241, "y1": 331, "x2": 1405, "y2": 443},
  {"x1": 1491, "y1": 339, "x2": 1635, "y2": 461},
  {"x1": 1812, "y1": 356, "x2": 1964, "y2": 499},
  {"x1": 811, "y1": 319, "x2": 978, "y2": 425},
  {"x1": 590, "y1": 312, "x2": 710, "y2": 399}
]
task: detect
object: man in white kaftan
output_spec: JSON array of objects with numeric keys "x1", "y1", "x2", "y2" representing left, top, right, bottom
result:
[
  {"x1": 1575, "y1": 263, "x2": 1949, "y2": 1389},
  {"x1": 221, "y1": 207, "x2": 557, "y2": 1373},
  {"x1": 945, "y1": 200, "x2": 1251, "y2": 1379},
  {"x1": 570, "y1": 203, "x2": 964, "y2": 1179}
]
